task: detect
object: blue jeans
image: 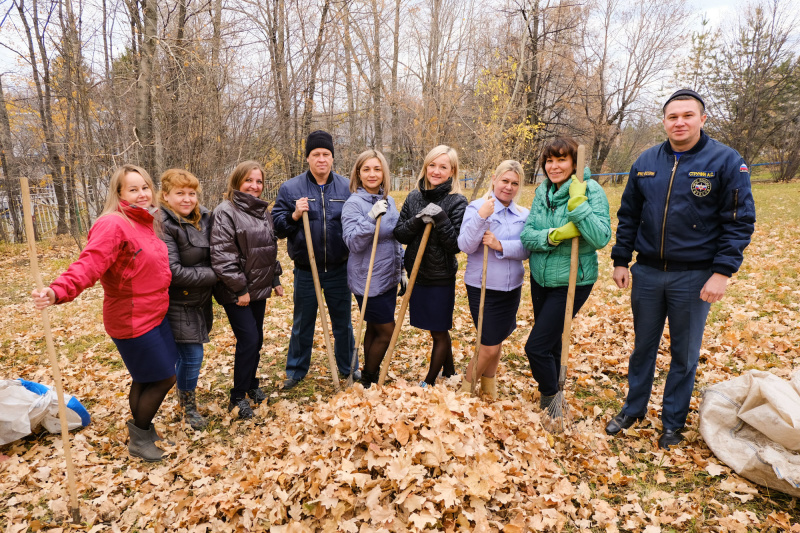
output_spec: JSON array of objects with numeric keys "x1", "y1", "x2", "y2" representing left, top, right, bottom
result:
[
  {"x1": 621, "y1": 263, "x2": 712, "y2": 431},
  {"x1": 176, "y1": 343, "x2": 204, "y2": 391},
  {"x1": 223, "y1": 299, "x2": 267, "y2": 401},
  {"x1": 286, "y1": 263, "x2": 355, "y2": 380}
]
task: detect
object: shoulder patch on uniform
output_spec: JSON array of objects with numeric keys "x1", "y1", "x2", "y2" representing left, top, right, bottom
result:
[
  {"x1": 636, "y1": 171, "x2": 655, "y2": 177},
  {"x1": 691, "y1": 178, "x2": 711, "y2": 197},
  {"x1": 740, "y1": 163, "x2": 749, "y2": 172},
  {"x1": 688, "y1": 171, "x2": 715, "y2": 178}
]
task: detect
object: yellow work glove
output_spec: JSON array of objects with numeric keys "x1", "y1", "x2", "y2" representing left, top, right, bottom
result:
[
  {"x1": 548, "y1": 222, "x2": 581, "y2": 245},
  {"x1": 568, "y1": 177, "x2": 587, "y2": 212}
]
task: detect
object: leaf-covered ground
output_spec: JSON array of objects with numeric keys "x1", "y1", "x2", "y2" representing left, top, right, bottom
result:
[{"x1": 1, "y1": 182, "x2": 799, "y2": 532}]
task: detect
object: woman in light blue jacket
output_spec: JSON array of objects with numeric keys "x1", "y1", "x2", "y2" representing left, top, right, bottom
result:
[
  {"x1": 458, "y1": 160, "x2": 530, "y2": 398},
  {"x1": 342, "y1": 150, "x2": 404, "y2": 388}
]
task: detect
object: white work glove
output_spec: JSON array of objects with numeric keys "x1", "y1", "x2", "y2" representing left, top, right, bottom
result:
[
  {"x1": 398, "y1": 271, "x2": 408, "y2": 296},
  {"x1": 415, "y1": 203, "x2": 446, "y2": 225},
  {"x1": 368, "y1": 200, "x2": 388, "y2": 220}
]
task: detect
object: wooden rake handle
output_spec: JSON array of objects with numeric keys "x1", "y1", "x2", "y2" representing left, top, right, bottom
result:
[
  {"x1": 558, "y1": 145, "x2": 586, "y2": 387},
  {"x1": 302, "y1": 211, "x2": 340, "y2": 391},
  {"x1": 377, "y1": 222, "x2": 433, "y2": 386},
  {"x1": 21, "y1": 178, "x2": 81, "y2": 523}
]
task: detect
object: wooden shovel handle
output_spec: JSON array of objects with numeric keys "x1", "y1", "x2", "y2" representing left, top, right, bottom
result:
[
  {"x1": 349, "y1": 215, "x2": 382, "y2": 383},
  {"x1": 378, "y1": 223, "x2": 433, "y2": 386},
  {"x1": 302, "y1": 211, "x2": 340, "y2": 391},
  {"x1": 469, "y1": 244, "x2": 489, "y2": 394}
]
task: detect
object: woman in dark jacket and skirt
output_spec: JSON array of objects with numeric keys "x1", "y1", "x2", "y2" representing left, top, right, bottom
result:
[
  {"x1": 211, "y1": 161, "x2": 283, "y2": 419},
  {"x1": 394, "y1": 145, "x2": 468, "y2": 387},
  {"x1": 342, "y1": 149, "x2": 403, "y2": 388},
  {"x1": 159, "y1": 169, "x2": 217, "y2": 430}
]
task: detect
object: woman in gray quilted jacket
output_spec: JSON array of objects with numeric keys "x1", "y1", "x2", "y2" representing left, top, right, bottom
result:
[
  {"x1": 210, "y1": 161, "x2": 283, "y2": 420},
  {"x1": 159, "y1": 169, "x2": 217, "y2": 430},
  {"x1": 342, "y1": 150, "x2": 403, "y2": 388}
]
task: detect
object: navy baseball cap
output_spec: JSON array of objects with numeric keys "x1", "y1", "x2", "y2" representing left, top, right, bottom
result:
[{"x1": 663, "y1": 89, "x2": 705, "y2": 112}]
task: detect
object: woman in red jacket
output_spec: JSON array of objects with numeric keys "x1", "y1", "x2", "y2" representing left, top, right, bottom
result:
[{"x1": 32, "y1": 164, "x2": 177, "y2": 462}]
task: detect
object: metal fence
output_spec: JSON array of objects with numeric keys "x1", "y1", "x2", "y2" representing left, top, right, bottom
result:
[{"x1": 1, "y1": 183, "x2": 100, "y2": 243}]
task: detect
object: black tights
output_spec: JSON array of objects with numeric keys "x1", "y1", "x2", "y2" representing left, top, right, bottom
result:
[
  {"x1": 129, "y1": 375, "x2": 176, "y2": 430},
  {"x1": 362, "y1": 321, "x2": 395, "y2": 375},
  {"x1": 423, "y1": 330, "x2": 454, "y2": 385}
]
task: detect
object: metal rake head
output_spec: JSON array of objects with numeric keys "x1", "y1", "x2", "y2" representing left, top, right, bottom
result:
[{"x1": 541, "y1": 392, "x2": 574, "y2": 434}]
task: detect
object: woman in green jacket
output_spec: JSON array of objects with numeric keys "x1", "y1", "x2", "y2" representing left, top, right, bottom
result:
[{"x1": 520, "y1": 137, "x2": 611, "y2": 410}]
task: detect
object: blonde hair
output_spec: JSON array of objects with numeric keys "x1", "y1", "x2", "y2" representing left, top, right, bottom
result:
[
  {"x1": 224, "y1": 161, "x2": 265, "y2": 200},
  {"x1": 349, "y1": 149, "x2": 391, "y2": 198},
  {"x1": 416, "y1": 145, "x2": 461, "y2": 195},
  {"x1": 101, "y1": 164, "x2": 160, "y2": 232},
  {"x1": 159, "y1": 168, "x2": 203, "y2": 230},
  {"x1": 484, "y1": 160, "x2": 525, "y2": 209}
]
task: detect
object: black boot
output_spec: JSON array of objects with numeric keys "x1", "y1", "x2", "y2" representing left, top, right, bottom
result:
[{"x1": 359, "y1": 370, "x2": 379, "y2": 389}]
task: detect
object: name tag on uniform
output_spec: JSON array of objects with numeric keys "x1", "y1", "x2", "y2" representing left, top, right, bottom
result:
[{"x1": 636, "y1": 171, "x2": 655, "y2": 177}]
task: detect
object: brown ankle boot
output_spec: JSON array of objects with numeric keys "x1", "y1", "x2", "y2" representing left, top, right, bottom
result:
[{"x1": 480, "y1": 376, "x2": 497, "y2": 400}]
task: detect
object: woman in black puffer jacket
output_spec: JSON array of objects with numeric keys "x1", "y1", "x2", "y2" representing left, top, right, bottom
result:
[
  {"x1": 160, "y1": 169, "x2": 218, "y2": 430},
  {"x1": 211, "y1": 161, "x2": 283, "y2": 420},
  {"x1": 394, "y1": 145, "x2": 467, "y2": 386}
]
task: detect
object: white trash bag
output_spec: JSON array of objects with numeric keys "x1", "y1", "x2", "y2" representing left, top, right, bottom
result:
[
  {"x1": 699, "y1": 370, "x2": 800, "y2": 497},
  {"x1": 0, "y1": 379, "x2": 91, "y2": 446}
]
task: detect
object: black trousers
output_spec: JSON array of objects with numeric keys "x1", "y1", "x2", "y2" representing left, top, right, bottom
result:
[
  {"x1": 223, "y1": 299, "x2": 267, "y2": 401},
  {"x1": 525, "y1": 279, "x2": 593, "y2": 397}
]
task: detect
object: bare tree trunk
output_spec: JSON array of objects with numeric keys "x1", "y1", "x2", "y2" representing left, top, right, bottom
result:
[
  {"x1": 135, "y1": 0, "x2": 158, "y2": 173},
  {"x1": 0, "y1": 76, "x2": 23, "y2": 242},
  {"x1": 265, "y1": 0, "x2": 294, "y2": 175},
  {"x1": 299, "y1": 0, "x2": 332, "y2": 149},
  {"x1": 17, "y1": 0, "x2": 69, "y2": 235},
  {"x1": 370, "y1": 0, "x2": 383, "y2": 150},
  {"x1": 390, "y1": 0, "x2": 401, "y2": 167},
  {"x1": 340, "y1": 4, "x2": 358, "y2": 147}
]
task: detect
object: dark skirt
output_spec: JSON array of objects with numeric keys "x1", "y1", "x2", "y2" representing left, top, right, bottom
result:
[
  {"x1": 409, "y1": 281, "x2": 456, "y2": 332},
  {"x1": 466, "y1": 284, "x2": 521, "y2": 346},
  {"x1": 355, "y1": 287, "x2": 397, "y2": 324},
  {"x1": 112, "y1": 317, "x2": 179, "y2": 383}
]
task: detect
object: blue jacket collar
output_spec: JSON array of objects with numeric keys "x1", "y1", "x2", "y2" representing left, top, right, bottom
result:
[{"x1": 664, "y1": 130, "x2": 710, "y2": 156}]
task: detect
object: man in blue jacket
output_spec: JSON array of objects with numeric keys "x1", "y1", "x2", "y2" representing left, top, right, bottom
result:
[
  {"x1": 272, "y1": 130, "x2": 356, "y2": 390},
  {"x1": 607, "y1": 89, "x2": 755, "y2": 449}
]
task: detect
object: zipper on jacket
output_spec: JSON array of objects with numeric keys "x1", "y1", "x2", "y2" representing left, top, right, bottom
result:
[
  {"x1": 660, "y1": 157, "x2": 679, "y2": 268},
  {"x1": 321, "y1": 188, "x2": 327, "y2": 272},
  {"x1": 733, "y1": 189, "x2": 739, "y2": 221}
]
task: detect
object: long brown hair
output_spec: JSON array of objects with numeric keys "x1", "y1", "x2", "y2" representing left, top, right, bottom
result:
[
  {"x1": 349, "y1": 149, "x2": 391, "y2": 198},
  {"x1": 159, "y1": 168, "x2": 203, "y2": 229},
  {"x1": 224, "y1": 161, "x2": 266, "y2": 200}
]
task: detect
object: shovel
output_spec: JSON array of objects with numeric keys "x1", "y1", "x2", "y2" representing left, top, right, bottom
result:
[
  {"x1": 347, "y1": 214, "x2": 383, "y2": 387},
  {"x1": 302, "y1": 212, "x2": 340, "y2": 391},
  {"x1": 377, "y1": 222, "x2": 433, "y2": 386},
  {"x1": 465, "y1": 243, "x2": 489, "y2": 395}
]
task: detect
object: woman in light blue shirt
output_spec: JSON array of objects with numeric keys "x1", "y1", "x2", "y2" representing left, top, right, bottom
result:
[{"x1": 457, "y1": 160, "x2": 530, "y2": 398}]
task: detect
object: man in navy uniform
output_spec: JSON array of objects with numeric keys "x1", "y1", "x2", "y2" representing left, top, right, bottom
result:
[{"x1": 607, "y1": 89, "x2": 755, "y2": 449}]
